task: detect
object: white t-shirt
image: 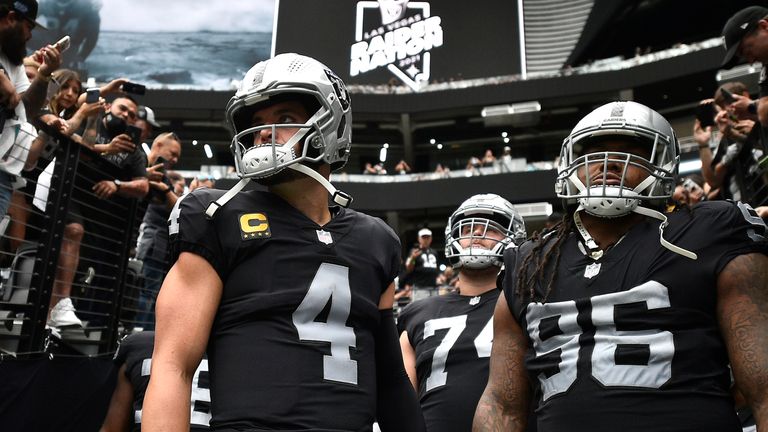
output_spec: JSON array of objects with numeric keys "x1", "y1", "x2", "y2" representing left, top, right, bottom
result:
[
  {"x1": 0, "y1": 52, "x2": 30, "y2": 122},
  {"x1": 0, "y1": 53, "x2": 34, "y2": 176}
]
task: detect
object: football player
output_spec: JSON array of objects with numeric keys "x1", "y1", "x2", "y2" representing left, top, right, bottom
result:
[
  {"x1": 101, "y1": 331, "x2": 210, "y2": 432},
  {"x1": 142, "y1": 54, "x2": 425, "y2": 432},
  {"x1": 399, "y1": 194, "x2": 525, "y2": 432},
  {"x1": 474, "y1": 101, "x2": 768, "y2": 432}
]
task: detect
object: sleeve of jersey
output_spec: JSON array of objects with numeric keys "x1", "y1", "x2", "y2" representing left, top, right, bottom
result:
[
  {"x1": 376, "y1": 309, "x2": 427, "y2": 432},
  {"x1": 759, "y1": 66, "x2": 768, "y2": 98},
  {"x1": 501, "y1": 245, "x2": 527, "y2": 321},
  {"x1": 12, "y1": 65, "x2": 29, "y2": 94},
  {"x1": 698, "y1": 201, "x2": 768, "y2": 274},
  {"x1": 385, "y1": 224, "x2": 402, "y2": 283},
  {"x1": 167, "y1": 192, "x2": 226, "y2": 279},
  {"x1": 374, "y1": 218, "x2": 402, "y2": 293}
]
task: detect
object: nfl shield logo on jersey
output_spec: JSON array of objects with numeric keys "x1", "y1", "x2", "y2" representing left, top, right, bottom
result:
[
  {"x1": 316, "y1": 229, "x2": 333, "y2": 245},
  {"x1": 584, "y1": 262, "x2": 601, "y2": 279}
]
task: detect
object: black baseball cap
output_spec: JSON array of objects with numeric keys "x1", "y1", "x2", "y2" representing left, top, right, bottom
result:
[
  {"x1": 721, "y1": 6, "x2": 768, "y2": 68},
  {"x1": 2, "y1": 0, "x2": 45, "y2": 29}
]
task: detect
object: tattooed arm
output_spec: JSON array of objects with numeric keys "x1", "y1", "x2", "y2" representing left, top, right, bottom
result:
[
  {"x1": 717, "y1": 253, "x2": 768, "y2": 430},
  {"x1": 473, "y1": 292, "x2": 531, "y2": 432}
]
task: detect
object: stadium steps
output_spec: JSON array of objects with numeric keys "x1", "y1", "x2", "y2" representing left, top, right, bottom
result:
[{"x1": 523, "y1": 0, "x2": 593, "y2": 74}]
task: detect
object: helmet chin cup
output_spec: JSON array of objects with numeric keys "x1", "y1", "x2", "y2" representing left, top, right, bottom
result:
[
  {"x1": 458, "y1": 246, "x2": 500, "y2": 269},
  {"x1": 240, "y1": 144, "x2": 297, "y2": 179},
  {"x1": 578, "y1": 186, "x2": 640, "y2": 218}
]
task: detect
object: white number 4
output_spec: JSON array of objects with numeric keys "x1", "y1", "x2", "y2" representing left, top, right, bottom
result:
[{"x1": 292, "y1": 263, "x2": 358, "y2": 385}]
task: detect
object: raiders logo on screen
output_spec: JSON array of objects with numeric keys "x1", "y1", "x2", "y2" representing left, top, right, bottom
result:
[{"x1": 349, "y1": 0, "x2": 444, "y2": 91}]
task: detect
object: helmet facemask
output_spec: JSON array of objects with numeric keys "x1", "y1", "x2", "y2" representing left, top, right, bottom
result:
[
  {"x1": 555, "y1": 101, "x2": 696, "y2": 260},
  {"x1": 445, "y1": 194, "x2": 526, "y2": 270},
  {"x1": 557, "y1": 145, "x2": 677, "y2": 218},
  {"x1": 447, "y1": 217, "x2": 512, "y2": 269},
  {"x1": 556, "y1": 106, "x2": 679, "y2": 218},
  {"x1": 229, "y1": 91, "x2": 331, "y2": 180}
]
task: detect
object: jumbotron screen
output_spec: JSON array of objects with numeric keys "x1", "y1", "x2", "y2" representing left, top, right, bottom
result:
[
  {"x1": 29, "y1": 0, "x2": 275, "y2": 91},
  {"x1": 274, "y1": 0, "x2": 522, "y2": 91}
]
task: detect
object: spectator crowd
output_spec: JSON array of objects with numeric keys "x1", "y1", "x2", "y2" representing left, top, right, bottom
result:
[{"x1": 0, "y1": 0, "x2": 218, "y2": 335}]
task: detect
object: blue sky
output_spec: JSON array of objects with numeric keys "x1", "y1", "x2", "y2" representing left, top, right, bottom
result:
[{"x1": 100, "y1": 0, "x2": 275, "y2": 33}]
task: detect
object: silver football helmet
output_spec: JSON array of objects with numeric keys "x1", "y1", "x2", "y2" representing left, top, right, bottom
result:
[
  {"x1": 226, "y1": 53, "x2": 352, "y2": 180},
  {"x1": 205, "y1": 54, "x2": 354, "y2": 218},
  {"x1": 445, "y1": 194, "x2": 526, "y2": 270},
  {"x1": 555, "y1": 101, "x2": 696, "y2": 260},
  {"x1": 555, "y1": 101, "x2": 679, "y2": 218}
]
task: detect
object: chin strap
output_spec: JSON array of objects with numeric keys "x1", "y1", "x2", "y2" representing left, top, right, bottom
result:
[
  {"x1": 573, "y1": 208, "x2": 604, "y2": 260},
  {"x1": 632, "y1": 206, "x2": 697, "y2": 260},
  {"x1": 573, "y1": 205, "x2": 697, "y2": 261},
  {"x1": 288, "y1": 163, "x2": 352, "y2": 207},
  {"x1": 205, "y1": 178, "x2": 251, "y2": 219},
  {"x1": 204, "y1": 164, "x2": 353, "y2": 219}
]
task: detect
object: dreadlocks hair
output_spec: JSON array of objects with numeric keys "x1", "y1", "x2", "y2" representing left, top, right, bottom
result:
[{"x1": 515, "y1": 211, "x2": 574, "y2": 303}]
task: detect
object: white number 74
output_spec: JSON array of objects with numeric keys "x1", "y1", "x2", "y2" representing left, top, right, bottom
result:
[{"x1": 423, "y1": 315, "x2": 493, "y2": 391}]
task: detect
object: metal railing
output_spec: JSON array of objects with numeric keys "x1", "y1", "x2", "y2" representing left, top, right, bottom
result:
[{"x1": 0, "y1": 130, "x2": 142, "y2": 357}]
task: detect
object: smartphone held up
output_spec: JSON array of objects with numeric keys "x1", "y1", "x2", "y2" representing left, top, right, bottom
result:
[
  {"x1": 695, "y1": 102, "x2": 716, "y2": 129},
  {"x1": 121, "y1": 82, "x2": 146, "y2": 95},
  {"x1": 85, "y1": 88, "x2": 100, "y2": 104},
  {"x1": 125, "y1": 125, "x2": 143, "y2": 148},
  {"x1": 54, "y1": 36, "x2": 71, "y2": 53}
]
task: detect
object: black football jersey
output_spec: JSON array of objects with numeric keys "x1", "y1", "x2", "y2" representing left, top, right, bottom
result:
[
  {"x1": 168, "y1": 189, "x2": 401, "y2": 431},
  {"x1": 503, "y1": 201, "x2": 768, "y2": 432},
  {"x1": 398, "y1": 289, "x2": 498, "y2": 432},
  {"x1": 113, "y1": 331, "x2": 211, "y2": 431}
]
